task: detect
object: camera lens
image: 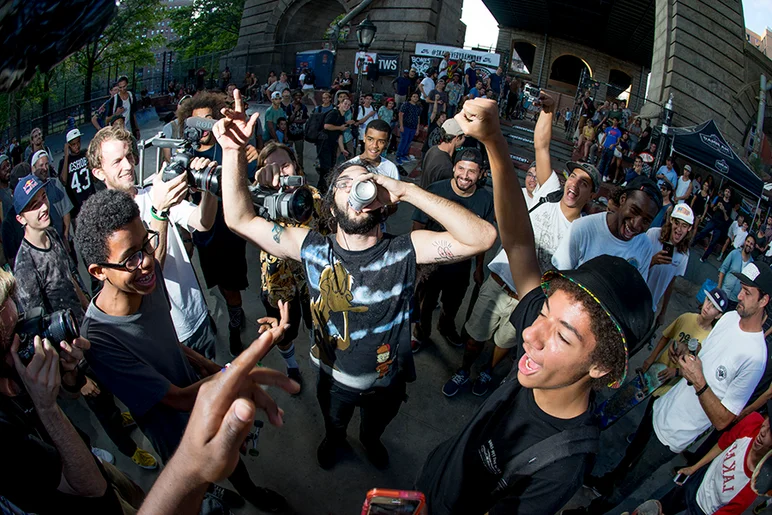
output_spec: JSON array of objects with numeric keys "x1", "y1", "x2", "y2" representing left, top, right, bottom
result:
[
  {"x1": 191, "y1": 166, "x2": 221, "y2": 197},
  {"x1": 45, "y1": 309, "x2": 80, "y2": 344},
  {"x1": 288, "y1": 188, "x2": 313, "y2": 224}
]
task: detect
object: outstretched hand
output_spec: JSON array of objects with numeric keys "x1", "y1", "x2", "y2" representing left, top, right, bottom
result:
[
  {"x1": 171, "y1": 330, "x2": 300, "y2": 486},
  {"x1": 257, "y1": 300, "x2": 291, "y2": 346},
  {"x1": 213, "y1": 89, "x2": 261, "y2": 151}
]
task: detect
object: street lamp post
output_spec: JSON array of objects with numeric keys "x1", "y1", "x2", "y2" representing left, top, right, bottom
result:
[{"x1": 354, "y1": 16, "x2": 377, "y2": 107}]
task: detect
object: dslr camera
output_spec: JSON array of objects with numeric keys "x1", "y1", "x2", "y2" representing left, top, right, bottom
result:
[
  {"x1": 249, "y1": 175, "x2": 314, "y2": 224},
  {"x1": 159, "y1": 117, "x2": 221, "y2": 196},
  {"x1": 15, "y1": 307, "x2": 80, "y2": 366}
]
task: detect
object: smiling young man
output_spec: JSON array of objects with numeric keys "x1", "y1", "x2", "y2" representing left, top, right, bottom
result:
[
  {"x1": 346, "y1": 119, "x2": 400, "y2": 180},
  {"x1": 76, "y1": 189, "x2": 288, "y2": 512},
  {"x1": 417, "y1": 98, "x2": 654, "y2": 515},
  {"x1": 214, "y1": 89, "x2": 497, "y2": 470},
  {"x1": 442, "y1": 93, "x2": 599, "y2": 397},
  {"x1": 552, "y1": 174, "x2": 661, "y2": 278}
]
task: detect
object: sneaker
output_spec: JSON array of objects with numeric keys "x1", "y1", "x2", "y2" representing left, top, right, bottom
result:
[
  {"x1": 620, "y1": 181, "x2": 627, "y2": 187},
  {"x1": 287, "y1": 367, "x2": 302, "y2": 393},
  {"x1": 408, "y1": 155, "x2": 416, "y2": 161},
  {"x1": 241, "y1": 486, "x2": 287, "y2": 513},
  {"x1": 121, "y1": 411, "x2": 136, "y2": 429},
  {"x1": 631, "y1": 500, "x2": 663, "y2": 515},
  {"x1": 361, "y1": 437, "x2": 389, "y2": 469},
  {"x1": 396, "y1": 157, "x2": 404, "y2": 165},
  {"x1": 229, "y1": 327, "x2": 242, "y2": 357},
  {"x1": 131, "y1": 448, "x2": 158, "y2": 470},
  {"x1": 442, "y1": 369, "x2": 470, "y2": 397},
  {"x1": 317, "y1": 437, "x2": 338, "y2": 470},
  {"x1": 699, "y1": 256, "x2": 706, "y2": 263},
  {"x1": 91, "y1": 447, "x2": 115, "y2": 464},
  {"x1": 437, "y1": 321, "x2": 463, "y2": 347},
  {"x1": 472, "y1": 369, "x2": 493, "y2": 396},
  {"x1": 411, "y1": 339, "x2": 425, "y2": 354},
  {"x1": 210, "y1": 484, "x2": 245, "y2": 509}
]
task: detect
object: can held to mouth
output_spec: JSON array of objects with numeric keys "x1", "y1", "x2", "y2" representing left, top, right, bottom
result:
[{"x1": 348, "y1": 179, "x2": 377, "y2": 212}]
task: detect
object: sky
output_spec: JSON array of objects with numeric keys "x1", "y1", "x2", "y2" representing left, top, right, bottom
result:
[{"x1": 461, "y1": 0, "x2": 772, "y2": 50}]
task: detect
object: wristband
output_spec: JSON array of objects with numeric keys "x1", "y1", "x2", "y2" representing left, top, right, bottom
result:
[
  {"x1": 151, "y1": 206, "x2": 169, "y2": 221},
  {"x1": 696, "y1": 383, "x2": 709, "y2": 397},
  {"x1": 675, "y1": 368, "x2": 680, "y2": 378}
]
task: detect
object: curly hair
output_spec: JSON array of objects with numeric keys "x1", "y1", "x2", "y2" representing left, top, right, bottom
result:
[
  {"x1": 75, "y1": 189, "x2": 140, "y2": 267},
  {"x1": 546, "y1": 276, "x2": 627, "y2": 390},
  {"x1": 176, "y1": 91, "x2": 226, "y2": 127},
  {"x1": 87, "y1": 125, "x2": 134, "y2": 171},
  {"x1": 321, "y1": 159, "x2": 379, "y2": 231}
]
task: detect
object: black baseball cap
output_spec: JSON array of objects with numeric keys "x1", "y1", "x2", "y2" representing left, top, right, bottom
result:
[
  {"x1": 566, "y1": 161, "x2": 601, "y2": 193},
  {"x1": 454, "y1": 148, "x2": 484, "y2": 168},
  {"x1": 623, "y1": 175, "x2": 663, "y2": 211},
  {"x1": 732, "y1": 262, "x2": 772, "y2": 298},
  {"x1": 542, "y1": 254, "x2": 654, "y2": 388},
  {"x1": 705, "y1": 287, "x2": 729, "y2": 313}
]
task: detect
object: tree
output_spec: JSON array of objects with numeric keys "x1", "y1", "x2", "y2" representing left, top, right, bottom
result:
[
  {"x1": 72, "y1": 0, "x2": 164, "y2": 114},
  {"x1": 169, "y1": 0, "x2": 244, "y2": 59}
]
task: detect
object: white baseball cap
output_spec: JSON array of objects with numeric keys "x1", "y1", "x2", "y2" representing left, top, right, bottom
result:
[
  {"x1": 271, "y1": 91, "x2": 282, "y2": 100},
  {"x1": 670, "y1": 203, "x2": 694, "y2": 225},
  {"x1": 66, "y1": 128, "x2": 82, "y2": 143},
  {"x1": 31, "y1": 150, "x2": 49, "y2": 168},
  {"x1": 683, "y1": 164, "x2": 692, "y2": 173}
]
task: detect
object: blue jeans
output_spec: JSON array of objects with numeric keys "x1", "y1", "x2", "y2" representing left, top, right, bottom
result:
[
  {"x1": 599, "y1": 147, "x2": 615, "y2": 177},
  {"x1": 693, "y1": 219, "x2": 725, "y2": 260},
  {"x1": 397, "y1": 127, "x2": 417, "y2": 159}
]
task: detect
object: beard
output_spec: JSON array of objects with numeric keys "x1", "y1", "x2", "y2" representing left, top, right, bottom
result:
[{"x1": 332, "y1": 201, "x2": 383, "y2": 235}]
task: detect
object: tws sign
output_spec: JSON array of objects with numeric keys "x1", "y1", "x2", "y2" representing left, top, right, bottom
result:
[{"x1": 377, "y1": 54, "x2": 399, "y2": 75}]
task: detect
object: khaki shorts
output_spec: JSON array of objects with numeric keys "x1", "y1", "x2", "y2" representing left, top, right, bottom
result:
[{"x1": 464, "y1": 274, "x2": 519, "y2": 348}]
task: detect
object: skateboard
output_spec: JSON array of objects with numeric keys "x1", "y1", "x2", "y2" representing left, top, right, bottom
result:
[{"x1": 595, "y1": 364, "x2": 668, "y2": 430}]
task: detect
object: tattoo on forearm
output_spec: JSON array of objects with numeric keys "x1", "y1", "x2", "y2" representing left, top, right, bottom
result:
[
  {"x1": 272, "y1": 222, "x2": 285, "y2": 243},
  {"x1": 433, "y1": 240, "x2": 455, "y2": 261}
]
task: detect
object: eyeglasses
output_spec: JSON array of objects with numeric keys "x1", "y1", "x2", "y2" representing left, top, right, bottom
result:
[
  {"x1": 97, "y1": 231, "x2": 160, "y2": 272},
  {"x1": 334, "y1": 177, "x2": 355, "y2": 191},
  {"x1": 526, "y1": 172, "x2": 537, "y2": 179}
]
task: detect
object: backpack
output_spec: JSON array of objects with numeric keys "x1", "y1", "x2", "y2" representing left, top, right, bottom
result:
[
  {"x1": 305, "y1": 70, "x2": 315, "y2": 86},
  {"x1": 111, "y1": 91, "x2": 134, "y2": 115},
  {"x1": 304, "y1": 109, "x2": 326, "y2": 143}
]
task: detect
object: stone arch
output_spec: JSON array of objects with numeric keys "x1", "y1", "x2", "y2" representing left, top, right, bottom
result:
[
  {"x1": 511, "y1": 41, "x2": 536, "y2": 75},
  {"x1": 271, "y1": 0, "x2": 349, "y2": 71},
  {"x1": 547, "y1": 54, "x2": 592, "y2": 94},
  {"x1": 607, "y1": 69, "x2": 632, "y2": 101}
]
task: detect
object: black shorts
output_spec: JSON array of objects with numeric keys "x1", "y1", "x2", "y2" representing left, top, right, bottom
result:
[{"x1": 196, "y1": 225, "x2": 248, "y2": 291}]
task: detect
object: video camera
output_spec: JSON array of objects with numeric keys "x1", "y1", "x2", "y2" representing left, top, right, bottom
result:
[
  {"x1": 15, "y1": 307, "x2": 80, "y2": 366},
  {"x1": 138, "y1": 117, "x2": 314, "y2": 223},
  {"x1": 249, "y1": 175, "x2": 314, "y2": 224}
]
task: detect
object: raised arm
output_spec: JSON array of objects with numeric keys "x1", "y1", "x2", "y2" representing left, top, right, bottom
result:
[
  {"x1": 213, "y1": 90, "x2": 307, "y2": 261},
  {"x1": 455, "y1": 98, "x2": 542, "y2": 296},
  {"x1": 533, "y1": 92, "x2": 554, "y2": 186}
]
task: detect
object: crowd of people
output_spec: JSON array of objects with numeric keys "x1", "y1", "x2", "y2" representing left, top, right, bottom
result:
[{"x1": 1, "y1": 55, "x2": 772, "y2": 515}]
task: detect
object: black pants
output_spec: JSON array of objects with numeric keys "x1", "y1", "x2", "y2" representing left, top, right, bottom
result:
[
  {"x1": 261, "y1": 292, "x2": 311, "y2": 345},
  {"x1": 415, "y1": 263, "x2": 471, "y2": 340},
  {"x1": 589, "y1": 397, "x2": 679, "y2": 513},
  {"x1": 84, "y1": 374, "x2": 138, "y2": 457},
  {"x1": 316, "y1": 372, "x2": 406, "y2": 444},
  {"x1": 658, "y1": 464, "x2": 708, "y2": 515}
]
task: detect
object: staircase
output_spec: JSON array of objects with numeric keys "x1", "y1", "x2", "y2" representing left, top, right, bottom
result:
[{"x1": 501, "y1": 121, "x2": 576, "y2": 173}]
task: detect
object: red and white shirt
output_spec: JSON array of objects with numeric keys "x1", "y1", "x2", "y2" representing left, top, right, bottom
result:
[{"x1": 696, "y1": 413, "x2": 763, "y2": 514}]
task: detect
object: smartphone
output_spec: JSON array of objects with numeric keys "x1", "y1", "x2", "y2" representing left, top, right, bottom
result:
[
  {"x1": 362, "y1": 489, "x2": 426, "y2": 515},
  {"x1": 662, "y1": 242, "x2": 674, "y2": 258},
  {"x1": 674, "y1": 473, "x2": 689, "y2": 485}
]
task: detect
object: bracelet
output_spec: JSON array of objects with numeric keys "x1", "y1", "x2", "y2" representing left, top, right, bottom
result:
[
  {"x1": 675, "y1": 368, "x2": 680, "y2": 377},
  {"x1": 150, "y1": 206, "x2": 169, "y2": 221},
  {"x1": 696, "y1": 383, "x2": 709, "y2": 397}
]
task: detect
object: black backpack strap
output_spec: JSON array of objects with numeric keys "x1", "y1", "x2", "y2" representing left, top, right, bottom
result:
[{"x1": 492, "y1": 425, "x2": 599, "y2": 496}]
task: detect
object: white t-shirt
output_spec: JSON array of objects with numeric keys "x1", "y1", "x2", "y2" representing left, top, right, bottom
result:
[
  {"x1": 488, "y1": 172, "x2": 568, "y2": 290},
  {"x1": 438, "y1": 59, "x2": 449, "y2": 79},
  {"x1": 552, "y1": 211, "x2": 654, "y2": 278},
  {"x1": 134, "y1": 186, "x2": 209, "y2": 341},
  {"x1": 646, "y1": 228, "x2": 689, "y2": 311},
  {"x1": 299, "y1": 73, "x2": 313, "y2": 90},
  {"x1": 356, "y1": 106, "x2": 377, "y2": 141},
  {"x1": 347, "y1": 155, "x2": 400, "y2": 181},
  {"x1": 522, "y1": 187, "x2": 536, "y2": 210},
  {"x1": 727, "y1": 220, "x2": 740, "y2": 240},
  {"x1": 120, "y1": 93, "x2": 133, "y2": 133},
  {"x1": 652, "y1": 311, "x2": 767, "y2": 452},
  {"x1": 675, "y1": 176, "x2": 692, "y2": 203},
  {"x1": 420, "y1": 77, "x2": 435, "y2": 101},
  {"x1": 733, "y1": 228, "x2": 749, "y2": 249}
]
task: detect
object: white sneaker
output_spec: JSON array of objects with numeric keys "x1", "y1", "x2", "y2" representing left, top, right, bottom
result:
[
  {"x1": 408, "y1": 155, "x2": 416, "y2": 161},
  {"x1": 91, "y1": 447, "x2": 115, "y2": 464}
]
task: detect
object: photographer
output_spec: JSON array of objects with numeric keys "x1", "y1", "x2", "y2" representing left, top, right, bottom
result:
[
  {"x1": 255, "y1": 142, "x2": 325, "y2": 389},
  {"x1": 0, "y1": 270, "x2": 141, "y2": 514},
  {"x1": 88, "y1": 124, "x2": 219, "y2": 359},
  {"x1": 76, "y1": 189, "x2": 290, "y2": 513},
  {"x1": 214, "y1": 89, "x2": 497, "y2": 470},
  {"x1": 175, "y1": 91, "x2": 258, "y2": 357}
]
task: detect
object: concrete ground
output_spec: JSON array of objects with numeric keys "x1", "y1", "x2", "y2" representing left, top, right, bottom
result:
[{"x1": 53, "y1": 105, "x2": 770, "y2": 514}]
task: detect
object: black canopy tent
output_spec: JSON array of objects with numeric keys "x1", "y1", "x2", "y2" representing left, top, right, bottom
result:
[{"x1": 669, "y1": 119, "x2": 765, "y2": 226}]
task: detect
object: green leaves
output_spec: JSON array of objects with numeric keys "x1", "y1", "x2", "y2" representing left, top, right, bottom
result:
[{"x1": 169, "y1": 0, "x2": 244, "y2": 59}]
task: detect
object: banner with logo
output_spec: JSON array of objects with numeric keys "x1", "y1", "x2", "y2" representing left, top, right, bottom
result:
[
  {"x1": 354, "y1": 52, "x2": 377, "y2": 74},
  {"x1": 377, "y1": 53, "x2": 399, "y2": 76},
  {"x1": 409, "y1": 55, "x2": 436, "y2": 77},
  {"x1": 414, "y1": 43, "x2": 500, "y2": 67}
]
